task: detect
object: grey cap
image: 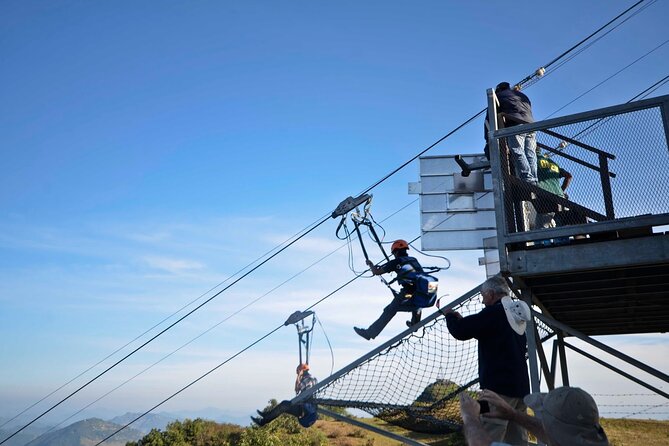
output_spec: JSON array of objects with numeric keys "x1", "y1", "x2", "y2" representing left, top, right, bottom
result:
[{"x1": 524, "y1": 387, "x2": 609, "y2": 446}]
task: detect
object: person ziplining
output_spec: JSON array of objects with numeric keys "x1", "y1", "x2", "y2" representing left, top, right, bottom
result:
[
  {"x1": 251, "y1": 310, "x2": 323, "y2": 428},
  {"x1": 354, "y1": 239, "x2": 438, "y2": 340},
  {"x1": 331, "y1": 194, "x2": 442, "y2": 341}
]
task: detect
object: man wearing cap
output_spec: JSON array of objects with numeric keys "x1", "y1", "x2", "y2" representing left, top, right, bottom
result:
[
  {"x1": 459, "y1": 387, "x2": 609, "y2": 446},
  {"x1": 443, "y1": 274, "x2": 531, "y2": 445},
  {"x1": 252, "y1": 363, "x2": 319, "y2": 428},
  {"x1": 354, "y1": 239, "x2": 429, "y2": 340}
]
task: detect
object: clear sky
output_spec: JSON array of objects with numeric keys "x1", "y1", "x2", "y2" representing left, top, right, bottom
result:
[{"x1": 1, "y1": 0, "x2": 668, "y2": 432}]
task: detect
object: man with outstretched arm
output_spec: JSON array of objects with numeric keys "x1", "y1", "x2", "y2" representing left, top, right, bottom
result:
[{"x1": 443, "y1": 274, "x2": 530, "y2": 445}]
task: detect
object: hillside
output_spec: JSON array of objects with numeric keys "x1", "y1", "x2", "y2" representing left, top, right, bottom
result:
[
  {"x1": 27, "y1": 418, "x2": 144, "y2": 446},
  {"x1": 109, "y1": 412, "x2": 175, "y2": 434},
  {"x1": 4, "y1": 412, "x2": 666, "y2": 445}
]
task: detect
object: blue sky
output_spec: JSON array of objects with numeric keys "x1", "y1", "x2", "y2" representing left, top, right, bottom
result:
[{"x1": 1, "y1": 0, "x2": 669, "y2": 432}]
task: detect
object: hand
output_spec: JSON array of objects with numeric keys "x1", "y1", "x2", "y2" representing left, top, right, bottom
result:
[
  {"x1": 459, "y1": 393, "x2": 481, "y2": 423},
  {"x1": 479, "y1": 389, "x2": 516, "y2": 421},
  {"x1": 441, "y1": 308, "x2": 462, "y2": 319}
]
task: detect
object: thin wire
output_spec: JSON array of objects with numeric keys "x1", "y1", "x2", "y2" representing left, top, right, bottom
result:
[
  {"x1": 95, "y1": 273, "x2": 366, "y2": 446},
  {"x1": 521, "y1": 0, "x2": 654, "y2": 89},
  {"x1": 630, "y1": 74, "x2": 669, "y2": 100},
  {"x1": 544, "y1": 1, "x2": 654, "y2": 75},
  {"x1": 552, "y1": 73, "x2": 669, "y2": 151},
  {"x1": 546, "y1": 1, "x2": 645, "y2": 70},
  {"x1": 545, "y1": 38, "x2": 669, "y2": 118},
  {"x1": 0, "y1": 211, "x2": 332, "y2": 433},
  {"x1": 29, "y1": 197, "x2": 421, "y2": 442},
  {"x1": 358, "y1": 109, "x2": 486, "y2": 196},
  {"x1": 315, "y1": 315, "x2": 336, "y2": 377},
  {"x1": 93, "y1": 323, "x2": 286, "y2": 446},
  {"x1": 25, "y1": 237, "x2": 357, "y2": 444}
]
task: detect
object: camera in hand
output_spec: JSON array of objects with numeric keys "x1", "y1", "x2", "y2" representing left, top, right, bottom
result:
[{"x1": 478, "y1": 399, "x2": 490, "y2": 414}]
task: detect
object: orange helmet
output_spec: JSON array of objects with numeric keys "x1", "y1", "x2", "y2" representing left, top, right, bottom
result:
[
  {"x1": 296, "y1": 363, "x2": 310, "y2": 373},
  {"x1": 391, "y1": 239, "x2": 409, "y2": 253}
]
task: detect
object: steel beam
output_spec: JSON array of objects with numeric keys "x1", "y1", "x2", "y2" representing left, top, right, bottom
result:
[
  {"x1": 318, "y1": 408, "x2": 430, "y2": 446},
  {"x1": 563, "y1": 342, "x2": 669, "y2": 400},
  {"x1": 534, "y1": 312, "x2": 669, "y2": 384}
]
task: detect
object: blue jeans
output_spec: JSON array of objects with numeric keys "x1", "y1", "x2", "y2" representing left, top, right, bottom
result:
[{"x1": 507, "y1": 132, "x2": 537, "y2": 183}]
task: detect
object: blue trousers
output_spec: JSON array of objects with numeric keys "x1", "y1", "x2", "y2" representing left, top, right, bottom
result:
[
  {"x1": 508, "y1": 132, "x2": 537, "y2": 183},
  {"x1": 366, "y1": 294, "x2": 421, "y2": 339}
]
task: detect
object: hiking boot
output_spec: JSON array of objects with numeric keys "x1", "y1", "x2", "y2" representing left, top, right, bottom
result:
[
  {"x1": 251, "y1": 416, "x2": 265, "y2": 426},
  {"x1": 354, "y1": 327, "x2": 372, "y2": 340}
]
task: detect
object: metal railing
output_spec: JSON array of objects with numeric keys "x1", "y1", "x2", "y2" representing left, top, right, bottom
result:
[{"x1": 487, "y1": 92, "x2": 669, "y2": 254}]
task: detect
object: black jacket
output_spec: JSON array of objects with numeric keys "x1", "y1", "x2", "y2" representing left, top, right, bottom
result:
[
  {"x1": 446, "y1": 300, "x2": 530, "y2": 398},
  {"x1": 497, "y1": 88, "x2": 534, "y2": 125}
]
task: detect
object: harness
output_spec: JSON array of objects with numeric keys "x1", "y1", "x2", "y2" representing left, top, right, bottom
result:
[
  {"x1": 390, "y1": 256, "x2": 439, "y2": 308},
  {"x1": 332, "y1": 193, "x2": 440, "y2": 308}
]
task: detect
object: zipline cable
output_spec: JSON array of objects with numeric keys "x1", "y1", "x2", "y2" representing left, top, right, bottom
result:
[
  {"x1": 25, "y1": 198, "x2": 421, "y2": 444},
  {"x1": 0, "y1": 214, "x2": 331, "y2": 445},
  {"x1": 0, "y1": 209, "x2": 336, "y2": 433},
  {"x1": 94, "y1": 272, "x2": 367, "y2": 446},
  {"x1": 544, "y1": 0, "x2": 646, "y2": 69},
  {"x1": 94, "y1": 210, "x2": 463, "y2": 445},
  {"x1": 0, "y1": 228, "x2": 311, "y2": 431},
  {"x1": 629, "y1": 73, "x2": 669, "y2": 100}
]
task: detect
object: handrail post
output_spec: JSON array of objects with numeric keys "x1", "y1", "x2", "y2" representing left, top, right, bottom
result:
[
  {"x1": 487, "y1": 88, "x2": 510, "y2": 273},
  {"x1": 598, "y1": 154, "x2": 615, "y2": 219}
]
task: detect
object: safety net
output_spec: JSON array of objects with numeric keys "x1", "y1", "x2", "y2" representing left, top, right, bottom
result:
[{"x1": 311, "y1": 288, "x2": 553, "y2": 434}]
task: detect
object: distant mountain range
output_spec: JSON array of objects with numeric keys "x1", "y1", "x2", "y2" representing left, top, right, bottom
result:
[
  {"x1": 3, "y1": 418, "x2": 144, "y2": 446},
  {"x1": 109, "y1": 412, "x2": 176, "y2": 434},
  {"x1": 0, "y1": 410, "x2": 251, "y2": 445}
]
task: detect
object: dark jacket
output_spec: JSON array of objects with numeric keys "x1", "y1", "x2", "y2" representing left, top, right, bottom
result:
[
  {"x1": 381, "y1": 256, "x2": 424, "y2": 292},
  {"x1": 483, "y1": 88, "x2": 534, "y2": 159},
  {"x1": 445, "y1": 300, "x2": 530, "y2": 398},
  {"x1": 381, "y1": 256, "x2": 424, "y2": 275},
  {"x1": 497, "y1": 88, "x2": 534, "y2": 126}
]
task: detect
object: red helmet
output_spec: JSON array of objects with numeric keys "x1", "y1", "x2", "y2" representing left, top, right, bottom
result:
[
  {"x1": 296, "y1": 363, "x2": 310, "y2": 373},
  {"x1": 391, "y1": 239, "x2": 409, "y2": 253}
]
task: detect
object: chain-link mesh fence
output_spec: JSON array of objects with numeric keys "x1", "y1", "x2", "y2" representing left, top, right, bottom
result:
[{"x1": 495, "y1": 97, "x2": 669, "y2": 241}]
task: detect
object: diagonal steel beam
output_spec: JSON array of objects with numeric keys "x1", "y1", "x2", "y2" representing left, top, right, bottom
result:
[
  {"x1": 533, "y1": 311, "x2": 669, "y2": 384},
  {"x1": 318, "y1": 408, "x2": 430, "y2": 446},
  {"x1": 563, "y1": 341, "x2": 669, "y2": 400}
]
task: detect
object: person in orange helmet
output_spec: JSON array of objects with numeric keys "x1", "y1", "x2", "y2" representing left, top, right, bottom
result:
[{"x1": 354, "y1": 239, "x2": 429, "y2": 340}]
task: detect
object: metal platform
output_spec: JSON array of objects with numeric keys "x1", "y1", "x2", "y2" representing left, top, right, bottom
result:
[
  {"x1": 481, "y1": 90, "x2": 669, "y2": 397},
  {"x1": 515, "y1": 234, "x2": 669, "y2": 336}
]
